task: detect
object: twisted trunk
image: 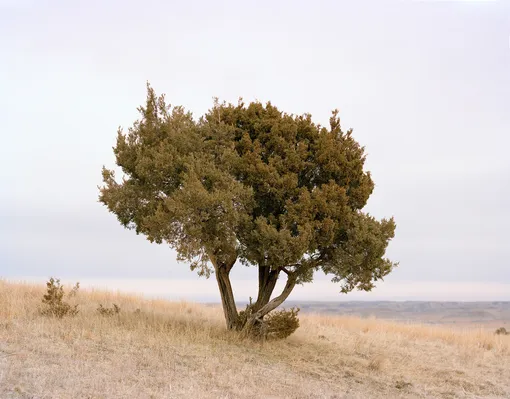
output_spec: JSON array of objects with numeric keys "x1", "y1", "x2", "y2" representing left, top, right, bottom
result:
[
  {"x1": 251, "y1": 266, "x2": 279, "y2": 312},
  {"x1": 212, "y1": 257, "x2": 294, "y2": 334},
  {"x1": 242, "y1": 272, "x2": 297, "y2": 337},
  {"x1": 212, "y1": 257, "x2": 240, "y2": 330}
]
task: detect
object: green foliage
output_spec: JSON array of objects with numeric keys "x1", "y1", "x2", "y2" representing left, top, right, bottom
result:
[
  {"x1": 97, "y1": 304, "x2": 121, "y2": 316},
  {"x1": 99, "y1": 84, "x2": 396, "y2": 289},
  {"x1": 99, "y1": 84, "x2": 397, "y2": 332},
  {"x1": 264, "y1": 307, "x2": 300, "y2": 340},
  {"x1": 40, "y1": 278, "x2": 79, "y2": 318}
]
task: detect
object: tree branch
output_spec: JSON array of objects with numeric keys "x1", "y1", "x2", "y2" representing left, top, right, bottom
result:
[
  {"x1": 254, "y1": 273, "x2": 297, "y2": 318},
  {"x1": 281, "y1": 256, "x2": 322, "y2": 274}
]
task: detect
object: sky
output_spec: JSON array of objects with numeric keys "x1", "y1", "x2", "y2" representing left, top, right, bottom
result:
[{"x1": 1, "y1": 0, "x2": 509, "y2": 302}]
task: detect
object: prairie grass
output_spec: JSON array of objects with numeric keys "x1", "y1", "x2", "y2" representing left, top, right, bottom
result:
[{"x1": 0, "y1": 280, "x2": 509, "y2": 398}]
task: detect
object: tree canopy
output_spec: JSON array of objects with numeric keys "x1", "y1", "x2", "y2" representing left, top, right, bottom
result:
[{"x1": 99, "y1": 84, "x2": 397, "y2": 336}]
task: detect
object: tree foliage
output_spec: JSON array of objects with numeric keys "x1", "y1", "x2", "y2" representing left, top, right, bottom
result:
[{"x1": 99, "y1": 84, "x2": 397, "y2": 336}]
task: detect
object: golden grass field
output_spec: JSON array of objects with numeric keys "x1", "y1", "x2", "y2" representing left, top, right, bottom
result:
[{"x1": 0, "y1": 280, "x2": 509, "y2": 399}]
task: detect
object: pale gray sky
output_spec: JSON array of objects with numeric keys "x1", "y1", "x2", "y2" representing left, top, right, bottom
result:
[{"x1": 1, "y1": 0, "x2": 509, "y2": 301}]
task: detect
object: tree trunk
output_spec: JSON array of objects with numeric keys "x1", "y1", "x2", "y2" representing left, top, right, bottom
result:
[
  {"x1": 242, "y1": 273, "x2": 297, "y2": 337},
  {"x1": 254, "y1": 273, "x2": 297, "y2": 318},
  {"x1": 251, "y1": 267, "x2": 279, "y2": 312},
  {"x1": 214, "y1": 263, "x2": 240, "y2": 330}
]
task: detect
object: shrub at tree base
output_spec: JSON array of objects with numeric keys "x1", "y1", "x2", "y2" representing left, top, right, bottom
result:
[
  {"x1": 99, "y1": 84, "x2": 398, "y2": 339},
  {"x1": 40, "y1": 278, "x2": 79, "y2": 318},
  {"x1": 239, "y1": 305, "x2": 300, "y2": 340},
  {"x1": 265, "y1": 308, "x2": 300, "y2": 340}
]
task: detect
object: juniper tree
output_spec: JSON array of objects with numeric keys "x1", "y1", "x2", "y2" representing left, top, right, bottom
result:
[{"x1": 99, "y1": 84, "x2": 397, "y2": 335}]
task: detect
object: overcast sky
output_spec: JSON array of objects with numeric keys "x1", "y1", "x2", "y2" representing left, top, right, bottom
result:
[{"x1": 1, "y1": 0, "x2": 509, "y2": 301}]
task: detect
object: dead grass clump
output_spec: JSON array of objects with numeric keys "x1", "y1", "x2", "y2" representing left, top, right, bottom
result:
[
  {"x1": 495, "y1": 327, "x2": 509, "y2": 335},
  {"x1": 395, "y1": 380, "x2": 413, "y2": 390},
  {"x1": 97, "y1": 304, "x2": 121, "y2": 316},
  {"x1": 40, "y1": 278, "x2": 79, "y2": 318},
  {"x1": 367, "y1": 354, "x2": 387, "y2": 372}
]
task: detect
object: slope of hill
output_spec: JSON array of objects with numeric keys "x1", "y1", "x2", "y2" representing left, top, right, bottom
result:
[
  {"x1": 287, "y1": 301, "x2": 510, "y2": 328},
  {"x1": 0, "y1": 280, "x2": 509, "y2": 398}
]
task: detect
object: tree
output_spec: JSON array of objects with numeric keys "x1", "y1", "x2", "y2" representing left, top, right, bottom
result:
[{"x1": 99, "y1": 84, "x2": 397, "y2": 336}]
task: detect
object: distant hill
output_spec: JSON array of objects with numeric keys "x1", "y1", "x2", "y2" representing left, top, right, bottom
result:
[{"x1": 282, "y1": 301, "x2": 510, "y2": 327}]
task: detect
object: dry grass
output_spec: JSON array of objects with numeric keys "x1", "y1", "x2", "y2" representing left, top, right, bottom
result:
[{"x1": 0, "y1": 280, "x2": 509, "y2": 399}]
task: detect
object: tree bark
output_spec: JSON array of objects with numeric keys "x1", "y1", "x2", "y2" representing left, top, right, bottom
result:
[
  {"x1": 251, "y1": 267, "x2": 279, "y2": 312},
  {"x1": 254, "y1": 273, "x2": 297, "y2": 318},
  {"x1": 214, "y1": 262, "x2": 240, "y2": 330},
  {"x1": 242, "y1": 272, "x2": 297, "y2": 337}
]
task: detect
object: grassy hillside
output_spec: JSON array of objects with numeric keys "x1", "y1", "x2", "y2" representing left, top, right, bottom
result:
[{"x1": 0, "y1": 280, "x2": 509, "y2": 399}]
